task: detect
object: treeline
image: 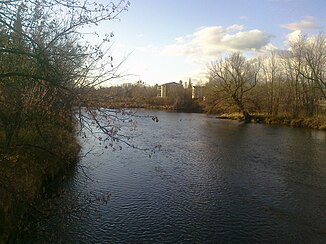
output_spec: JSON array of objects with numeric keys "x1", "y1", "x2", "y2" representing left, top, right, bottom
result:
[
  {"x1": 205, "y1": 34, "x2": 326, "y2": 128},
  {"x1": 87, "y1": 82, "x2": 204, "y2": 112},
  {"x1": 0, "y1": 0, "x2": 130, "y2": 241}
]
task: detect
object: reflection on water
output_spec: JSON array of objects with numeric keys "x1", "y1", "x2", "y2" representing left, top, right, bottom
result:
[
  {"x1": 26, "y1": 111, "x2": 326, "y2": 243},
  {"x1": 310, "y1": 129, "x2": 326, "y2": 141}
]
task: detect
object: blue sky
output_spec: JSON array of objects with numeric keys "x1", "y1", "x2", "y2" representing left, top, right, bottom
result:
[{"x1": 95, "y1": 0, "x2": 326, "y2": 86}]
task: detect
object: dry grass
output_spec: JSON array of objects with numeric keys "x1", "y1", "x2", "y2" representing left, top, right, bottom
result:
[
  {"x1": 0, "y1": 126, "x2": 80, "y2": 242},
  {"x1": 217, "y1": 112, "x2": 244, "y2": 120},
  {"x1": 217, "y1": 113, "x2": 326, "y2": 130},
  {"x1": 261, "y1": 115, "x2": 326, "y2": 130}
]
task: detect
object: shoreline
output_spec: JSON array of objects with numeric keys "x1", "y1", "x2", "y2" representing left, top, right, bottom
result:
[
  {"x1": 216, "y1": 113, "x2": 326, "y2": 130},
  {"x1": 0, "y1": 129, "x2": 80, "y2": 242},
  {"x1": 91, "y1": 101, "x2": 326, "y2": 130}
]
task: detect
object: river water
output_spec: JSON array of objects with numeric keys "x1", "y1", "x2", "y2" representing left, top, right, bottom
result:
[{"x1": 27, "y1": 111, "x2": 326, "y2": 243}]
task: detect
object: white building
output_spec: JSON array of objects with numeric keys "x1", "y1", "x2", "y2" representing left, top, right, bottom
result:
[{"x1": 157, "y1": 82, "x2": 183, "y2": 97}]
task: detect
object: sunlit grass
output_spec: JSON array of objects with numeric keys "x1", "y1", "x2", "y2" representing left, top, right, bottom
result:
[{"x1": 217, "y1": 112, "x2": 326, "y2": 130}]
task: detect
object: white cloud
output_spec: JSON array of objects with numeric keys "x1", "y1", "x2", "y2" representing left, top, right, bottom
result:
[
  {"x1": 286, "y1": 30, "x2": 302, "y2": 43},
  {"x1": 221, "y1": 29, "x2": 271, "y2": 50},
  {"x1": 174, "y1": 34, "x2": 192, "y2": 44},
  {"x1": 136, "y1": 44, "x2": 159, "y2": 53},
  {"x1": 175, "y1": 37, "x2": 184, "y2": 43},
  {"x1": 161, "y1": 25, "x2": 273, "y2": 63},
  {"x1": 193, "y1": 26, "x2": 226, "y2": 47},
  {"x1": 281, "y1": 16, "x2": 321, "y2": 30},
  {"x1": 283, "y1": 29, "x2": 321, "y2": 49},
  {"x1": 258, "y1": 43, "x2": 278, "y2": 53},
  {"x1": 226, "y1": 24, "x2": 244, "y2": 32}
]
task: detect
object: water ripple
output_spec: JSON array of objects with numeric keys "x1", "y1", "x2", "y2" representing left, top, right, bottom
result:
[{"x1": 25, "y1": 112, "x2": 326, "y2": 243}]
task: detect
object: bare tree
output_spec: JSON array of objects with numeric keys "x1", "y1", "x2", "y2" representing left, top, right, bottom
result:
[
  {"x1": 261, "y1": 51, "x2": 283, "y2": 116},
  {"x1": 280, "y1": 50, "x2": 303, "y2": 117},
  {"x1": 299, "y1": 34, "x2": 326, "y2": 99},
  {"x1": 0, "y1": 0, "x2": 134, "y2": 150},
  {"x1": 208, "y1": 52, "x2": 260, "y2": 122},
  {"x1": 0, "y1": 1, "x2": 164, "y2": 241},
  {"x1": 283, "y1": 34, "x2": 325, "y2": 116}
]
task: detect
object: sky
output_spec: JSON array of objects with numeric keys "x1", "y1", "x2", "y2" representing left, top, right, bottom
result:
[{"x1": 93, "y1": 0, "x2": 326, "y2": 86}]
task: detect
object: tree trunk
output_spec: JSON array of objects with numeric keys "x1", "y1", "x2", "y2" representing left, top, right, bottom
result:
[
  {"x1": 232, "y1": 94, "x2": 252, "y2": 123},
  {"x1": 242, "y1": 110, "x2": 253, "y2": 123}
]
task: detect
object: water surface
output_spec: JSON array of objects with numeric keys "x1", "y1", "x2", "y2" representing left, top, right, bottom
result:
[{"x1": 28, "y1": 111, "x2": 326, "y2": 243}]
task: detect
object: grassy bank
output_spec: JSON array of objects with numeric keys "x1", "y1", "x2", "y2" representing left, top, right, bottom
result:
[
  {"x1": 217, "y1": 113, "x2": 326, "y2": 130},
  {"x1": 0, "y1": 125, "x2": 80, "y2": 242}
]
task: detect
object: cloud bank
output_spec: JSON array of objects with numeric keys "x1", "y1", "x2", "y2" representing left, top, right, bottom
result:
[
  {"x1": 162, "y1": 25, "x2": 273, "y2": 63},
  {"x1": 281, "y1": 16, "x2": 321, "y2": 31},
  {"x1": 282, "y1": 16, "x2": 323, "y2": 46}
]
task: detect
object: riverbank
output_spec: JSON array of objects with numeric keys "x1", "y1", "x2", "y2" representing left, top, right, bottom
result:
[
  {"x1": 89, "y1": 97, "x2": 205, "y2": 113},
  {"x1": 95, "y1": 96, "x2": 326, "y2": 129},
  {"x1": 217, "y1": 113, "x2": 326, "y2": 130},
  {"x1": 0, "y1": 126, "x2": 80, "y2": 242}
]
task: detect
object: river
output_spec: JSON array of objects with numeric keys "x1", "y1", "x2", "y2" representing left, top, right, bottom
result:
[{"x1": 26, "y1": 111, "x2": 326, "y2": 243}]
